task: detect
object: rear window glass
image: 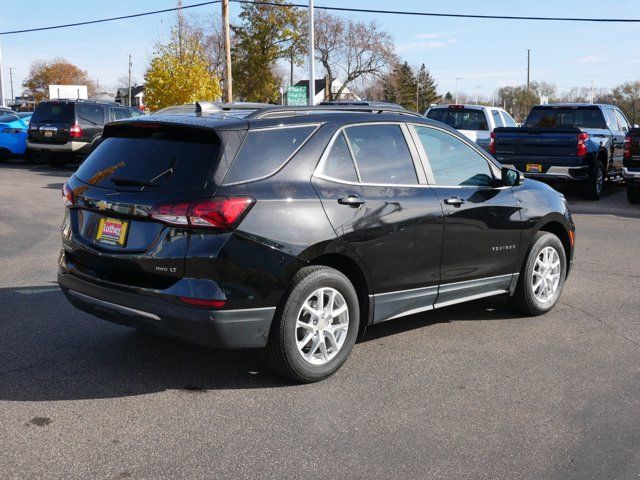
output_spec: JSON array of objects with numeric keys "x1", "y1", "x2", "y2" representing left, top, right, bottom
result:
[
  {"x1": 75, "y1": 126, "x2": 221, "y2": 191},
  {"x1": 30, "y1": 102, "x2": 74, "y2": 123},
  {"x1": 524, "y1": 108, "x2": 606, "y2": 129},
  {"x1": 223, "y1": 125, "x2": 317, "y2": 184},
  {"x1": 426, "y1": 108, "x2": 489, "y2": 131}
]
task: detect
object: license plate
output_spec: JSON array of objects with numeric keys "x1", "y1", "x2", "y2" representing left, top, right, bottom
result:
[
  {"x1": 526, "y1": 163, "x2": 543, "y2": 173},
  {"x1": 96, "y1": 218, "x2": 129, "y2": 247},
  {"x1": 43, "y1": 131, "x2": 53, "y2": 137}
]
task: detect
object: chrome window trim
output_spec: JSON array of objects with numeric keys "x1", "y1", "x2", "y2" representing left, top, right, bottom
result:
[{"x1": 221, "y1": 123, "x2": 322, "y2": 186}]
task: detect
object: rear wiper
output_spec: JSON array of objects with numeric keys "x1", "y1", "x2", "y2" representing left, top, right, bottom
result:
[
  {"x1": 110, "y1": 177, "x2": 159, "y2": 187},
  {"x1": 77, "y1": 114, "x2": 98, "y2": 125}
]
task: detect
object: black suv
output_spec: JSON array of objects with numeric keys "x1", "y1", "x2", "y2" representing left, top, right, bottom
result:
[
  {"x1": 27, "y1": 99, "x2": 143, "y2": 166},
  {"x1": 58, "y1": 104, "x2": 575, "y2": 382}
]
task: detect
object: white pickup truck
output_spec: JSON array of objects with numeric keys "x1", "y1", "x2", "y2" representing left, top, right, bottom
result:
[{"x1": 425, "y1": 104, "x2": 517, "y2": 152}]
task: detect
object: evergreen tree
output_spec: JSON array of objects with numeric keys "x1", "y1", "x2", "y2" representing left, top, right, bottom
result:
[
  {"x1": 416, "y1": 64, "x2": 438, "y2": 112},
  {"x1": 383, "y1": 61, "x2": 417, "y2": 110}
]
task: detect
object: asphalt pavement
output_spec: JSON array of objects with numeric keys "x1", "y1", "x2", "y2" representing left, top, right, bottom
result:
[{"x1": 0, "y1": 162, "x2": 638, "y2": 480}]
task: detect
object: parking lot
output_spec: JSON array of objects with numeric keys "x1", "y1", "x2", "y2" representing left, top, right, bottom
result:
[{"x1": 0, "y1": 161, "x2": 639, "y2": 479}]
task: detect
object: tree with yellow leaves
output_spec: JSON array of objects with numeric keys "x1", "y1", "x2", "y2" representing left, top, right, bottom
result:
[{"x1": 144, "y1": 18, "x2": 221, "y2": 111}]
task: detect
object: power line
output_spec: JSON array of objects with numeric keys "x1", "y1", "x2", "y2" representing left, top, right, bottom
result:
[{"x1": 1, "y1": 0, "x2": 640, "y2": 35}]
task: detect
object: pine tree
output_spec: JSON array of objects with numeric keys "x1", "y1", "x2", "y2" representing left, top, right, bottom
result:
[
  {"x1": 383, "y1": 62, "x2": 417, "y2": 110},
  {"x1": 416, "y1": 64, "x2": 438, "y2": 112}
]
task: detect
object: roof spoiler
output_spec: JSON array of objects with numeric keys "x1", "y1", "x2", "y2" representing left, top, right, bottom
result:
[{"x1": 195, "y1": 101, "x2": 222, "y2": 114}]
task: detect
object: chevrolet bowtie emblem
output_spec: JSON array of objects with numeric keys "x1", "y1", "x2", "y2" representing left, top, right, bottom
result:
[{"x1": 96, "y1": 200, "x2": 109, "y2": 211}]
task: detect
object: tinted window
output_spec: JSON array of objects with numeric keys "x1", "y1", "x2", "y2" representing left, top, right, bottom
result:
[
  {"x1": 129, "y1": 108, "x2": 144, "y2": 117},
  {"x1": 30, "y1": 102, "x2": 74, "y2": 123},
  {"x1": 524, "y1": 107, "x2": 606, "y2": 129},
  {"x1": 415, "y1": 126, "x2": 493, "y2": 186},
  {"x1": 319, "y1": 132, "x2": 358, "y2": 182},
  {"x1": 501, "y1": 112, "x2": 517, "y2": 127},
  {"x1": 224, "y1": 126, "x2": 316, "y2": 184},
  {"x1": 111, "y1": 108, "x2": 131, "y2": 121},
  {"x1": 0, "y1": 114, "x2": 20, "y2": 123},
  {"x1": 426, "y1": 108, "x2": 489, "y2": 131},
  {"x1": 344, "y1": 124, "x2": 417, "y2": 185},
  {"x1": 614, "y1": 110, "x2": 630, "y2": 131},
  {"x1": 75, "y1": 126, "x2": 221, "y2": 192},
  {"x1": 76, "y1": 104, "x2": 104, "y2": 125},
  {"x1": 491, "y1": 110, "x2": 504, "y2": 128}
]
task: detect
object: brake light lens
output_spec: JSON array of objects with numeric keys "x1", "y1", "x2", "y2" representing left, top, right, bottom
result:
[
  {"x1": 449, "y1": 104, "x2": 464, "y2": 109},
  {"x1": 69, "y1": 124, "x2": 82, "y2": 138},
  {"x1": 62, "y1": 182, "x2": 74, "y2": 207},
  {"x1": 150, "y1": 197, "x2": 254, "y2": 231},
  {"x1": 624, "y1": 135, "x2": 631, "y2": 159},
  {"x1": 489, "y1": 131, "x2": 497, "y2": 155},
  {"x1": 178, "y1": 297, "x2": 226, "y2": 308},
  {"x1": 577, "y1": 132, "x2": 589, "y2": 157}
]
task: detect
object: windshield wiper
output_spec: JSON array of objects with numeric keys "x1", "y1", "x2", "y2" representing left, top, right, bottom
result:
[{"x1": 110, "y1": 177, "x2": 159, "y2": 187}]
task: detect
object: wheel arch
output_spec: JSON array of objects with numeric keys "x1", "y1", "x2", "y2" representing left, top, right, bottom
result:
[
  {"x1": 536, "y1": 220, "x2": 572, "y2": 274},
  {"x1": 309, "y1": 252, "x2": 374, "y2": 334}
]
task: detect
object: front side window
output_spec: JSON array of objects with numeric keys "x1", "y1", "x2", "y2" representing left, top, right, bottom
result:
[
  {"x1": 415, "y1": 126, "x2": 493, "y2": 187},
  {"x1": 604, "y1": 109, "x2": 618, "y2": 130},
  {"x1": 111, "y1": 108, "x2": 131, "y2": 121},
  {"x1": 319, "y1": 132, "x2": 359, "y2": 182},
  {"x1": 614, "y1": 110, "x2": 630, "y2": 131},
  {"x1": 501, "y1": 111, "x2": 517, "y2": 127},
  {"x1": 344, "y1": 124, "x2": 417, "y2": 185},
  {"x1": 224, "y1": 125, "x2": 317, "y2": 184}
]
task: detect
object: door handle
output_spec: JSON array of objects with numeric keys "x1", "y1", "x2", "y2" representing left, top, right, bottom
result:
[
  {"x1": 338, "y1": 195, "x2": 366, "y2": 207},
  {"x1": 444, "y1": 196, "x2": 465, "y2": 206}
]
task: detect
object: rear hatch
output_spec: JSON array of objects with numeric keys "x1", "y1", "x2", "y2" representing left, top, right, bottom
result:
[
  {"x1": 28, "y1": 101, "x2": 76, "y2": 145},
  {"x1": 64, "y1": 121, "x2": 244, "y2": 290}
]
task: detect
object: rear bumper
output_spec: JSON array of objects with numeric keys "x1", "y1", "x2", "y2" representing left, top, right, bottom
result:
[
  {"x1": 623, "y1": 167, "x2": 640, "y2": 186},
  {"x1": 501, "y1": 164, "x2": 590, "y2": 182},
  {"x1": 58, "y1": 270, "x2": 276, "y2": 349},
  {"x1": 27, "y1": 140, "x2": 88, "y2": 153}
]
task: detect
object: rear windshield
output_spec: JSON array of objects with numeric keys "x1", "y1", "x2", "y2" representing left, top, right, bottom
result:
[
  {"x1": 75, "y1": 125, "x2": 221, "y2": 191},
  {"x1": 426, "y1": 108, "x2": 489, "y2": 131},
  {"x1": 30, "y1": 102, "x2": 74, "y2": 124},
  {"x1": 524, "y1": 107, "x2": 606, "y2": 129}
]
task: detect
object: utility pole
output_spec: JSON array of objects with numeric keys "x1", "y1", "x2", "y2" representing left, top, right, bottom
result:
[
  {"x1": 475, "y1": 85, "x2": 481, "y2": 105},
  {"x1": 525, "y1": 49, "x2": 531, "y2": 116},
  {"x1": 307, "y1": 0, "x2": 315, "y2": 105},
  {"x1": 590, "y1": 80, "x2": 594, "y2": 104},
  {"x1": 0, "y1": 38, "x2": 5, "y2": 108},
  {"x1": 9, "y1": 67, "x2": 15, "y2": 104},
  {"x1": 128, "y1": 54, "x2": 132, "y2": 107},
  {"x1": 222, "y1": 0, "x2": 233, "y2": 103},
  {"x1": 454, "y1": 77, "x2": 462, "y2": 104}
]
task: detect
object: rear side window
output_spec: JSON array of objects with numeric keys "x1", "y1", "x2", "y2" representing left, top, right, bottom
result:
[
  {"x1": 524, "y1": 108, "x2": 606, "y2": 129},
  {"x1": 223, "y1": 125, "x2": 317, "y2": 184},
  {"x1": 110, "y1": 107, "x2": 132, "y2": 121},
  {"x1": 426, "y1": 108, "x2": 489, "y2": 131},
  {"x1": 604, "y1": 109, "x2": 618, "y2": 130},
  {"x1": 491, "y1": 110, "x2": 504, "y2": 127},
  {"x1": 75, "y1": 126, "x2": 221, "y2": 191},
  {"x1": 415, "y1": 126, "x2": 493, "y2": 187},
  {"x1": 344, "y1": 124, "x2": 417, "y2": 185},
  {"x1": 76, "y1": 104, "x2": 104, "y2": 125},
  {"x1": 614, "y1": 110, "x2": 630, "y2": 131},
  {"x1": 319, "y1": 132, "x2": 359, "y2": 182},
  {"x1": 30, "y1": 102, "x2": 74, "y2": 123}
]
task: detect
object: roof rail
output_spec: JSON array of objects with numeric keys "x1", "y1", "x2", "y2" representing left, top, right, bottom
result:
[
  {"x1": 215, "y1": 102, "x2": 274, "y2": 111},
  {"x1": 246, "y1": 104, "x2": 423, "y2": 120}
]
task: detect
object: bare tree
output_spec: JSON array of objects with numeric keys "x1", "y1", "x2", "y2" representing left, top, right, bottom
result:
[{"x1": 315, "y1": 12, "x2": 396, "y2": 100}]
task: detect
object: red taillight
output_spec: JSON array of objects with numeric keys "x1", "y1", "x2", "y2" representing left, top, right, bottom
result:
[
  {"x1": 448, "y1": 104, "x2": 464, "y2": 109},
  {"x1": 489, "y1": 131, "x2": 497, "y2": 155},
  {"x1": 178, "y1": 297, "x2": 226, "y2": 308},
  {"x1": 62, "y1": 182, "x2": 74, "y2": 207},
  {"x1": 150, "y1": 197, "x2": 254, "y2": 231},
  {"x1": 577, "y1": 132, "x2": 589, "y2": 157},
  {"x1": 69, "y1": 124, "x2": 82, "y2": 138},
  {"x1": 624, "y1": 135, "x2": 632, "y2": 159}
]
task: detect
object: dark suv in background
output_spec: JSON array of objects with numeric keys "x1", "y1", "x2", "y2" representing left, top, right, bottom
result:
[
  {"x1": 27, "y1": 99, "x2": 143, "y2": 166},
  {"x1": 58, "y1": 103, "x2": 575, "y2": 383}
]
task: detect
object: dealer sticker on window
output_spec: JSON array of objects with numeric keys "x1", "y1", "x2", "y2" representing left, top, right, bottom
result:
[{"x1": 96, "y1": 218, "x2": 129, "y2": 247}]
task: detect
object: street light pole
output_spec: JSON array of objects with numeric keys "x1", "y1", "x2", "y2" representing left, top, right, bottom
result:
[
  {"x1": 307, "y1": 0, "x2": 315, "y2": 106},
  {"x1": 475, "y1": 85, "x2": 481, "y2": 105},
  {"x1": 128, "y1": 54, "x2": 132, "y2": 107},
  {"x1": 0, "y1": 38, "x2": 6, "y2": 108},
  {"x1": 454, "y1": 78, "x2": 462, "y2": 104}
]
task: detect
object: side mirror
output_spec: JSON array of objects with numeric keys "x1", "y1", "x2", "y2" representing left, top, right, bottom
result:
[{"x1": 501, "y1": 167, "x2": 523, "y2": 186}]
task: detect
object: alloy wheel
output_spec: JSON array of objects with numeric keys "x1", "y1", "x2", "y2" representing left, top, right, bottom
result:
[{"x1": 531, "y1": 246, "x2": 561, "y2": 304}]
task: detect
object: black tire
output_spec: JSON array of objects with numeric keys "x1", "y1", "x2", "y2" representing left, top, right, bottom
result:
[
  {"x1": 627, "y1": 184, "x2": 640, "y2": 204},
  {"x1": 510, "y1": 231, "x2": 567, "y2": 316},
  {"x1": 582, "y1": 161, "x2": 604, "y2": 200},
  {"x1": 266, "y1": 266, "x2": 360, "y2": 383}
]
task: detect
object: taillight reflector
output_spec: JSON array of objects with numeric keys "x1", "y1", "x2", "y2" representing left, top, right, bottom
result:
[
  {"x1": 178, "y1": 297, "x2": 226, "y2": 308},
  {"x1": 69, "y1": 124, "x2": 83, "y2": 138},
  {"x1": 62, "y1": 182, "x2": 74, "y2": 207},
  {"x1": 150, "y1": 197, "x2": 254, "y2": 231},
  {"x1": 577, "y1": 132, "x2": 589, "y2": 157},
  {"x1": 489, "y1": 131, "x2": 497, "y2": 155},
  {"x1": 624, "y1": 135, "x2": 631, "y2": 159}
]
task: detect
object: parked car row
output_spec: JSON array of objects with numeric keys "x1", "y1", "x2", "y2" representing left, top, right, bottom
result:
[{"x1": 427, "y1": 102, "x2": 639, "y2": 204}]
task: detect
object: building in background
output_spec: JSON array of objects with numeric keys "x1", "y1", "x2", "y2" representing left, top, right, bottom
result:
[
  {"x1": 115, "y1": 85, "x2": 145, "y2": 108},
  {"x1": 289, "y1": 78, "x2": 358, "y2": 105}
]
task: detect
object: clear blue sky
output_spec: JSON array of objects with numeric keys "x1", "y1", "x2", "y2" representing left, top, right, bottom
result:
[{"x1": 1, "y1": 0, "x2": 640, "y2": 99}]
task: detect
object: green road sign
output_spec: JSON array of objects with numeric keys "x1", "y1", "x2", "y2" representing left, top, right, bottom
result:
[{"x1": 287, "y1": 85, "x2": 307, "y2": 106}]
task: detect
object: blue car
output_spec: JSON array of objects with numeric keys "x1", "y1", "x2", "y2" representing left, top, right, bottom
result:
[{"x1": 0, "y1": 112, "x2": 32, "y2": 159}]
